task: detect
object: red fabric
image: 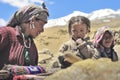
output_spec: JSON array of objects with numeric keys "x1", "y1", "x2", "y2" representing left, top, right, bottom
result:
[
  {"x1": 13, "y1": 75, "x2": 27, "y2": 80},
  {"x1": 0, "y1": 26, "x2": 38, "y2": 69}
]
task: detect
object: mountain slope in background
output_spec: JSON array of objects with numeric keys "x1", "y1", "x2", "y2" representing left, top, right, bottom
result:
[
  {"x1": 45, "y1": 9, "x2": 120, "y2": 28},
  {"x1": 0, "y1": 8, "x2": 120, "y2": 27}
]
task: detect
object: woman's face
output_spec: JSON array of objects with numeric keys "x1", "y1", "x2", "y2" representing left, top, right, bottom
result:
[
  {"x1": 71, "y1": 23, "x2": 87, "y2": 40},
  {"x1": 29, "y1": 19, "x2": 46, "y2": 38},
  {"x1": 101, "y1": 31, "x2": 114, "y2": 48}
]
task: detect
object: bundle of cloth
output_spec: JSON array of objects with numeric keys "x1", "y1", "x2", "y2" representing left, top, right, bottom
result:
[{"x1": 1, "y1": 64, "x2": 46, "y2": 80}]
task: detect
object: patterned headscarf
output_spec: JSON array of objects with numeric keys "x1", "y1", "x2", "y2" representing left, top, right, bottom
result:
[
  {"x1": 93, "y1": 26, "x2": 114, "y2": 48},
  {"x1": 7, "y1": 3, "x2": 49, "y2": 27}
]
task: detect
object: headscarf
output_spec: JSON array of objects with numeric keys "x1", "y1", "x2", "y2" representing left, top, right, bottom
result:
[
  {"x1": 7, "y1": 3, "x2": 49, "y2": 27},
  {"x1": 93, "y1": 26, "x2": 114, "y2": 48}
]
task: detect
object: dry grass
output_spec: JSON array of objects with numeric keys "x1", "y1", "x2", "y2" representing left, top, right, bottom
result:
[
  {"x1": 34, "y1": 26, "x2": 69, "y2": 54},
  {"x1": 45, "y1": 58, "x2": 120, "y2": 80}
]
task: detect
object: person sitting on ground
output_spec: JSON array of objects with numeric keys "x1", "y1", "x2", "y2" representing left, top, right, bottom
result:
[
  {"x1": 93, "y1": 26, "x2": 118, "y2": 61},
  {"x1": 58, "y1": 16, "x2": 98, "y2": 68},
  {"x1": 0, "y1": 3, "x2": 49, "y2": 70}
]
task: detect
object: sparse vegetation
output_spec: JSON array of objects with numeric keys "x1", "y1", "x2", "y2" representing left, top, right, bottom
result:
[{"x1": 58, "y1": 29, "x2": 67, "y2": 35}]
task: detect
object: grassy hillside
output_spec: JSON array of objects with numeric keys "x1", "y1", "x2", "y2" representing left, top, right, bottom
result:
[
  {"x1": 34, "y1": 17, "x2": 120, "y2": 54},
  {"x1": 34, "y1": 26, "x2": 69, "y2": 54}
]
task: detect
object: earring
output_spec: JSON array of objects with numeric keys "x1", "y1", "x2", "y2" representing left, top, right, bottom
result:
[
  {"x1": 32, "y1": 23, "x2": 35, "y2": 29},
  {"x1": 30, "y1": 21, "x2": 35, "y2": 29},
  {"x1": 30, "y1": 23, "x2": 32, "y2": 29}
]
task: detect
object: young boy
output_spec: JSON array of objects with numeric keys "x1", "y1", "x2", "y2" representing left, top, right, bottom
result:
[
  {"x1": 93, "y1": 26, "x2": 118, "y2": 61},
  {"x1": 58, "y1": 16, "x2": 98, "y2": 68}
]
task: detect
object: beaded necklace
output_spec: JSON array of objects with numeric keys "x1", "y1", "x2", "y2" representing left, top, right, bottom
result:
[
  {"x1": 22, "y1": 33, "x2": 31, "y2": 48},
  {"x1": 21, "y1": 33, "x2": 31, "y2": 65}
]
